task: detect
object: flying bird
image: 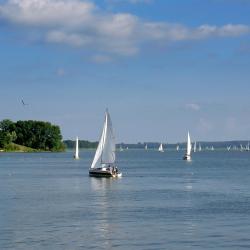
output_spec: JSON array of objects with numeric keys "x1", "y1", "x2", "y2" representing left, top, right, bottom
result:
[{"x1": 21, "y1": 99, "x2": 28, "y2": 106}]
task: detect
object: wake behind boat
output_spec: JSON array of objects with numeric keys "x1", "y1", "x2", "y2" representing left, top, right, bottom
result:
[{"x1": 89, "y1": 110, "x2": 122, "y2": 178}]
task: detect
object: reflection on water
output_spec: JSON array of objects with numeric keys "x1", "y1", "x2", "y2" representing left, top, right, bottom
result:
[
  {"x1": 90, "y1": 177, "x2": 113, "y2": 191},
  {"x1": 90, "y1": 178, "x2": 113, "y2": 249},
  {"x1": 1, "y1": 150, "x2": 250, "y2": 249}
]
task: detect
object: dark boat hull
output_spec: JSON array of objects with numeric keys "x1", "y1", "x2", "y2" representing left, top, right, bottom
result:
[
  {"x1": 89, "y1": 170, "x2": 113, "y2": 177},
  {"x1": 89, "y1": 168, "x2": 122, "y2": 178},
  {"x1": 183, "y1": 154, "x2": 191, "y2": 161}
]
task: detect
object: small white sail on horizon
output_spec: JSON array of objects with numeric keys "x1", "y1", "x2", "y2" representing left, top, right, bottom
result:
[
  {"x1": 119, "y1": 145, "x2": 124, "y2": 152},
  {"x1": 176, "y1": 145, "x2": 179, "y2": 151},
  {"x1": 183, "y1": 131, "x2": 192, "y2": 161},
  {"x1": 145, "y1": 144, "x2": 148, "y2": 150},
  {"x1": 246, "y1": 142, "x2": 250, "y2": 151},
  {"x1": 198, "y1": 143, "x2": 202, "y2": 152},
  {"x1": 193, "y1": 141, "x2": 197, "y2": 153},
  {"x1": 158, "y1": 143, "x2": 164, "y2": 152},
  {"x1": 74, "y1": 136, "x2": 80, "y2": 159}
]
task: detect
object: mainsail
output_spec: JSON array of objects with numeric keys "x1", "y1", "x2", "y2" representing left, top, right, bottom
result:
[
  {"x1": 74, "y1": 136, "x2": 79, "y2": 159},
  {"x1": 159, "y1": 143, "x2": 164, "y2": 152},
  {"x1": 193, "y1": 141, "x2": 197, "y2": 152},
  {"x1": 187, "y1": 132, "x2": 192, "y2": 156},
  {"x1": 91, "y1": 111, "x2": 115, "y2": 169}
]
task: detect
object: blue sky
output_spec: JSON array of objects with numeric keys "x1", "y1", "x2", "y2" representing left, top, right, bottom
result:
[{"x1": 0, "y1": 0, "x2": 250, "y2": 143}]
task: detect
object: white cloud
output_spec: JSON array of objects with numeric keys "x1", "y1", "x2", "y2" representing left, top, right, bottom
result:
[
  {"x1": 0, "y1": 0, "x2": 249, "y2": 56},
  {"x1": 186, "y1": 103, "x2": 201, "y2": 111}
]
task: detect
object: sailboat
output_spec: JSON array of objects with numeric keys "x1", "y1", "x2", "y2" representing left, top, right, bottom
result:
[
  {"x1": 211, "y1": 146, "x2": 214, "y2": 151},
  {"x1": 158, "y1": 143, "x2": 164, "y2": 152},
  {"x1": 74, "y1": 136, "x2": 80, "y2": 159},
  {"x1": 89, "y1": 110, "x2": 122, "y2": 178},
  {"x1": 227, "y1": 145, "x2": 231, "y2": 151},
  {"x1": 183, "y1": 132, "x2": 192, "y2": 161},
  {"x1": 193, "y1": 141, "x2": 197, "y2": 153},
  {"x1": 176, "y1": 145, "x2": 179, "y2": 151},
  {"x1": 246, "y1": 142, "x2": 250, "y2": 151},
  {"x1": 145, "y1": 144, "x2": 148, "y2": 150},
  {"x1": 119, "y1": 145, "x2": 124, "y2": 152},
  {"x1": 198, "y1": 143, "x2": 202, "y2": 152}
]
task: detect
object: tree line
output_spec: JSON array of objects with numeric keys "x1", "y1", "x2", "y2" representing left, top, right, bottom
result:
[
  {"x1": 63, "y1": 140, "x2": 98, "y2": 149},
  {"x1": 0, "y1": 119, "x2": 65, "y2": 151}
]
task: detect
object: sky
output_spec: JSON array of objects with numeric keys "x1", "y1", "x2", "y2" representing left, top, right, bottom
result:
[{"x1": 0, "y1": 0, "x2": 250, "y2": 143}]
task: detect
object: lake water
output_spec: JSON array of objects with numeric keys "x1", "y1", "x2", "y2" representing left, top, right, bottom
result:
[{"x1": 1, "y1": 150, "x2": 250, "y2": 249}]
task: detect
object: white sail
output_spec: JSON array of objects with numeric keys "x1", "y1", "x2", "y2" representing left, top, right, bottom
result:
[
  {"x1": 74, "y1": 136, "x2": 79, "y2": 159},
  {"x1": 91, "y1": 111, "x2": 115, "y2": 169},
  {"x1": 158, "y1": 143, "x2": 164, "y2": 152},
  {"x1": 145, "y1": 144, "x2": 148, "y2": 150},
  {"x1": 187, "y1": 132, "x2": 192, "y2": 156},
  {"x1": 193, "y1": 141, "x2": 197, "y2": 152},
  {"x1": 198, "y1": 143, "x2": 201, "y2": 152},
  {"x1": 183, "y1": 132, "x2": 192, "y2": 160},
  {"x1": 176, "y1": 145, "x2": 179, "y2": 151}
]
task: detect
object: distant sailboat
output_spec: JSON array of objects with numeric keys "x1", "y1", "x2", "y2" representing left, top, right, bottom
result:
[
  {"x1": 89, "y1": 110, "x2": 122, "y2": 178},
  {"x1": 227, "y1": 145, "x2": 231, "y2": 151},
  {"x1": 119, "y1": 145, "x2": 124, "y2": 152},
  {"x1": 193, "y1": 141, "x2": 197, "y2": 153},
  {"x1": 246, "y1": 142, "x2": 250, "y2": 151},
  {"x1": 198, "y1": 143, "x2": 202, "y2": 152},
  {"x1": 176, "y1": 145, "x2": 179, "y2": 151},
  {"x1": 183, "y1": 132, "x2": 192, "y2": 161},
  {"x1": 145, "y1": 144, "x2": 148, "y2": 150},
  {"x1": 74, "y1": 136, "x2": 80, "y2": 159},
  {"x1": 158, "y1": 143, "x2": 164, "y2": 152},
  {"x1": 211, "y1": 146, "x2": 214, "y2": 151}
]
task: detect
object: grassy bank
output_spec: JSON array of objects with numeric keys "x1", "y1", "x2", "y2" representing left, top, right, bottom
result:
[{"x1": 2, "y1": 143, "x2": 40, "y2": 152}]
